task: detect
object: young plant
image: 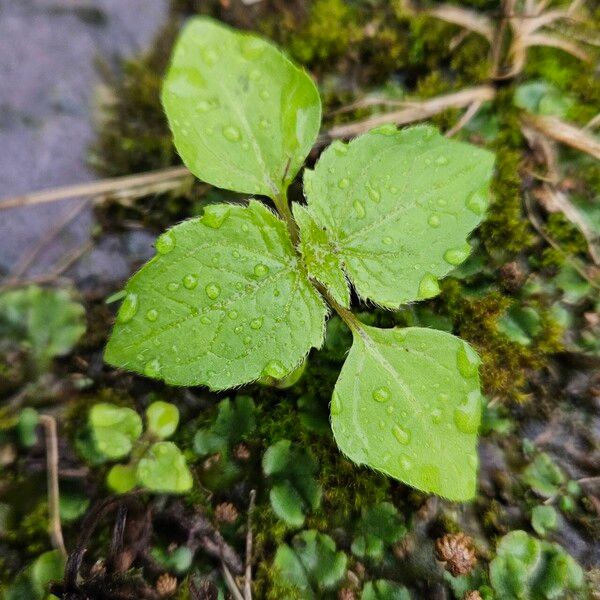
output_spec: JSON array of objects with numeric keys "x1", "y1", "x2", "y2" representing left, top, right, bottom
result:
[
  {"x1": 273, "y1": 530, "x2": 347, "y2": 598},
  {"x1": 489, "y1": 530, "x2": 584, "y2": 599},
  {"x1": 105, "y1": 18, "x2": 495, "y2": 500},
  {"x1": 262, "y1": 439, "x2": 321, "y2": 527},
  {"x1": 88, "y1": 401, "x2": 192, "y2": 494}
]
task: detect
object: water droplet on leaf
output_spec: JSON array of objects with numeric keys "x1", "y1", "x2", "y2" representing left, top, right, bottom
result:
[
  {"x1": 205, "y1": 283, "x2": 221, "y2": 300},
  {"x1": 372, "y1": 386, "x2": 391, "y2": 403},
  {"x1": 145, "y1": 308, "x2": 158, "y2": 322},
  {"x1": 222, "y1": 125, "x2": 241, "y2": 142},
  {"x1": 453, "y1": 390, "x2": 481, "y2": 434},
  {"x1": 331, "y1": 391, "x2": 341, "y2": 415},
  {"x1": 155, "y1": 231, "x2": 175, "y2": 255},
  {"x1": 117, "y1": 293, "x2": 138, "y2": 323},
  {"x1": 254, "y1": 263, "x2": 269, "y2": 277},
  {"x1": 183, "y1": 274, "x2": 198, "y2": 290},
  {"x1": 338, "y1": 178, "x2": 349, "y2": 189},
  {"x1": 392, "y1": 425, "x2": 411, "y2": 445},
  {"x1": 466, "y1": 188, "x2": 488, "y2": 216},
  {"x1": 417, "y1": 273, "x2": 440, "y2": 299},
  {"x1": 250, "y1": 317, "x2": 263, "y2": 330},
  {"x1": 456, "y1": 343, "x2": 479, "y2": 378},
  {"x1": 144, "y1": 359, "x2": 161, "y2": 378},
  {"x1": 428, "y1": 214, "x2": 441, "y2": 228},
  {"x1": 262, "y1": 360, "x2": 286, "y2": 379},
  {"x1": 353, "y1": 199, "x2": 365, "y2": 219},
  {"x1": 444, "y1": 245, "x2": 470, "y2": 266}
]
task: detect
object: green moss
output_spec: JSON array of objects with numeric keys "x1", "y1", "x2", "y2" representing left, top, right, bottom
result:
[
  {"x1": 539, "y1": 213, "x2": 589, "y2": 268},
  {"x1": 441, "y1": 281, "x2": 562, "y2": 403},
  {"x1": 480, "y1": 90, "x2": 534, "y2": 258}
]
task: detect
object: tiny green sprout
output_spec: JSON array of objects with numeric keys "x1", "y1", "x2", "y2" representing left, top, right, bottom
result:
[
  {"x1": 489, "y1": 530, "x2": 584, "y2": 599},
  {"x1": 362, "y1": 580, "x2": 411, "y2": 600},
  {"x1": 351, "y1": 502, "x2": 406, "y2": 560},
  {"x1": 262, "y1": 439, "x2": 321, "y2": 527},
  {"x1": 531, "y1": 505, "x2": 558, "y2": 537},
  {"x1": 104, "y1": 17, "x2": 495, "y2": 501},
  {"x1": 273, "y1": 530, "x2": 347, "y2": 597},
  {"x1": 88, "y1": 401, "x2": 191, "y2": 494}
]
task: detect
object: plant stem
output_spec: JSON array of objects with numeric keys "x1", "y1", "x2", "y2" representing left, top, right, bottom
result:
[
  {"x1": 39, "y1": 414, "x2": 68, "y2": 559},
  {"x1": 272, "y1": 187, "x2": 299, "y2": 245}
]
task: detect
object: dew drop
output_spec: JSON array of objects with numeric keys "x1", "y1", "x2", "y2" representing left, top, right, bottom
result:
[
  {"x1": 453, "y1": 390, "x2": 481, "y2": 434},
  {"x1": 456, "y1": 343, "x2": 479, "y2": 378},
  {"x1": 331, "y1": 140, "x2": 348, "y2": 155},
  {"x1": 392, "y1": 425, "x2": 411, "y2": 445},
  {"x1": 444, "y1": 245, "x2": 471, "y2": 266},
  {"x1": 167, "y1": 282, "x2": 180, "y2": 292},
  {"x1": 330, "y1": 391, "x2": 341, "y2": 415},
  {"x1": 205, "y1": 282, "x2": 221, "y2": 300},
  {"x1": 259, "y1": 89, "x2": 270, "y2": 100},
  {"x1": 234, "y1": 325, "x2": 243, "y2": 334},
  {"x1": 200, "y1": 315, "x2": 211, "y2": 325},
  {"x1": 203, "y1": 205, "x2": 232, "y2": 229},
  {"x1": 155, "y1": 231, "x2": 175, "y2": 255},
  {"x1": 373, "y1": 123, "x2": 397, "y2": 135},
  {"x1": 389, "y1": 185, "x2": 398, "y2": 194},
  {"x1": 232, "y1": 250, "x2": 240, "y2": 259},
  {"x1": 262, "y1": 360, "x2": 286, "y2": 379},
  {"x1": 145, "y1": 308, "x2": 158, "y2": 322},
  {"x1": 393, "y1": 328, "x2": 406, "y2": 343},
  {"x1": 368, "y1": 187, "x2": 381, "y2": 202},
  {"x1": 428, "y1": 214, "x2": 441, "y2": 228},
  {"x1": 241, "y1": 37, "x2": 265, "y2": 60},
  {"x1": 400, "y1": 456, "x2": 413, "y2": 470},
  {"x1": 383, "y1": 236, "x2": 392, "y2": 245},
  {"x1": 222, "y1": 125, "x2": 241, "y2": 142},
  {"x1": 250, "y1": 317, "x2": 263, "y2": 330},
  {"x1": 254, "y1": 263, "x2": 269, "y2": 277},
  {"x1": 430, "y1": 408, "x2": 443, "y2": 424},
  {"x1": 183, "y1": 274, "x2": 198, "y2": 290},
  {"x1": 435, "y1": 155, "x2": 449, "y2": 165},
  {"x1": 353, "y1": 199, "x2": 366, "y2": 219},
  {"x1": 417, "y1": 273, "x2": 440, "y2": 299},
  {"x1": 372, "y1": 386, "x2": 391, "y2": 403},
  {"x1": 228, "y1": 310, "x2": 238, "y2": 320},
  {"x1": 144, "y1": 359, "x2": 161, "y2": 378},
  {"x1": 117, "y1": 293, "x2": 138, "y2": 323},
  {"x1": 466, "y1": 188, "x2": 488, "y2": 216},
  {"x1": 338, "y1": 178, "x2": 350, "y2": 189},
  {"x1": 243, "y1": 336, "x2": 252, "y2": 345}
]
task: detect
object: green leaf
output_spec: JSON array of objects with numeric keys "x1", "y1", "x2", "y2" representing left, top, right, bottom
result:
[
  {"x1": 273, "y1": 530, "x2": 347, "y2": 597},
  {"x1": 294, "y1": 204, "x2": 350, "y2": 307},
  {"x1": 0, "y1": 286, "x2": 85, "y2": 371},
  {"x1": 17, "y1": 408, "x2": 39, "y2": 448},
  {"x1": 514, "y1": 81, "x2": 574, "y2": 118},
  {"x1": 331, "y1": 325, "x2": 482, "y2": 500},
  {"x1": 362, "y1": 580, "x2": 411, "y2": 600},
  {"x1": 194, "y1": 395, "x2": 256, "y2": 456},
  {"x1": 522, "y1": 453, "x2": 565, "y2": 498},
  {"x1": 89, "y1": 403, "x2": 143, "y2": 460},
  {"x1": 497, "y1": 305, "x2": 542, "y2": 346},
  {"x1": 531, "y1": 505, "x2": 558, "y2": 537},
  {"x1": 107, "y1": 464, "x2": 138, "y2": 494},
  {"x1": 490, "y1": 531, "x2": 584, "y2": 600},
  {"x1": 352, "y1": 502, "x2": 406, "y2": 559},
  {"x1": 146, "y1": 401, "x2": 179, "y2": 439},
  {"x1": 263, "y1": 439, "x2": 321, "y2": 526},
  {"x1": 105, "y1": 201, "x2": 327, "y2": 389},
  {"x1": 136, "y1": 441, "x2": 193, "y2": 493},
  {"x1": 162, "y1": 17, "x2": 321, "y2": 198},
  {"x1": 297, "y1": 125, "x2": 494, "y2": 307}
]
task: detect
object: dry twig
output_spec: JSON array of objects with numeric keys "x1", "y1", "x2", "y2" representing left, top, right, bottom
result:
[
  {"x1": 244, "y1": 490, "x2": 256, "y2": 600},
  {"x1": 39, "y1": 414, "x2": 68, "y2": 559}
]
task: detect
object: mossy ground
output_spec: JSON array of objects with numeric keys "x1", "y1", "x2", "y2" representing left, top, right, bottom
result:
[{"x1": 1, "y1": 1, "x2": 599, "y2": 598}]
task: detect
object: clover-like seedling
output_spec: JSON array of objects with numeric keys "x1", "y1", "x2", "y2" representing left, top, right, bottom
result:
[
  {"x1": 262, "y1": 439, "x2": 321, "y2": 527},
  {"x1": 351, "y1": 502, "x2": 406, "y2": 561},
  {"x1": 105, "y1": 17, "x2": 495, "y2": 500},
  {"x1": 89, "y1": 401, "x2": 192, "y2": 494}
]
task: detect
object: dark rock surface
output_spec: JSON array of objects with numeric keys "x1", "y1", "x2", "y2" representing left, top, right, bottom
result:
[{"x1": 0, "y1": 0, "x2": 168, "y2": 281}]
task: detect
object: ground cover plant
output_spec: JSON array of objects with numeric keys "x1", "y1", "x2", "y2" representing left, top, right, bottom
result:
[{"x1": 0, "y1": 1, "x2": 598, "y2": 599}]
